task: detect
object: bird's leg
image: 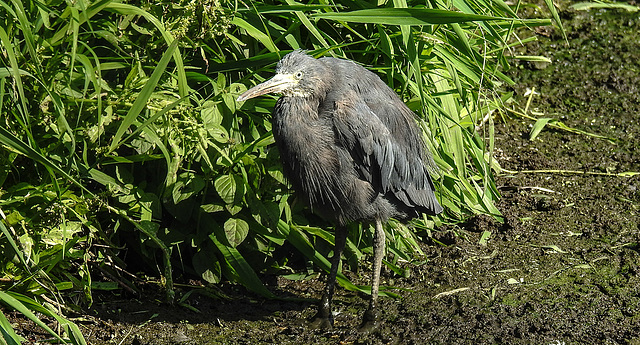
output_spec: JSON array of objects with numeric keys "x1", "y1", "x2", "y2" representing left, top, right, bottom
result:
[
  {"x1": 309, "y1": 226, "x2": 347, "y2": 330},
  {"x1": 359, "y1": 219, "x2": 385, "y2": 332}
]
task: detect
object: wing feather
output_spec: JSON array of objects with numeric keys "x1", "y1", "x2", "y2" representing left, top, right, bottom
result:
[{"x1": 331, "y1": 93, "x2": 442, "y2": 215}]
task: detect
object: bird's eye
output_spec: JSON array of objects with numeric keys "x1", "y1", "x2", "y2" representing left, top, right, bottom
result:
[{"x1": 294, "y1": 71, "x2": 303, "y2": 79}]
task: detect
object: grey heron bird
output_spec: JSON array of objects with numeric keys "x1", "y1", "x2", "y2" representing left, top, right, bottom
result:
[{"x1": 237, "y1": 50, "x2": 443, "y2": 331}]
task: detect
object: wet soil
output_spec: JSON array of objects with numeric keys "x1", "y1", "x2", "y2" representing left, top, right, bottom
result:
[{"x1": 9, "y1": 5, "x2": 640, "y2": 345}]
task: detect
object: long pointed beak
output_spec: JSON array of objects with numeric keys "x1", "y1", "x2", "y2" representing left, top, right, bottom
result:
[{"x1": 237, "y1": 74, "x2": 295, "y2": 102}]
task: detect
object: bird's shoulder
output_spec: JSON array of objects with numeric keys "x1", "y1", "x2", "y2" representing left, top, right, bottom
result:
[
  {"x1": 318, "y1": 57, "x2": 384, "y2": 93},
  {"x1": 318, "y1": 57, "x2": 414, "y2": 123},
  {"x1": 323, "y1": 89, "x2": 386, "y2": 137}
]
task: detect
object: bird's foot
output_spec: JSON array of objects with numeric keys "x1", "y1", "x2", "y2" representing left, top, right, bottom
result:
[
  {"x1": 357, "y1": 309, "x2": 379, "y2": 333},
  {"x1": 308, "y1": 316, "x2": 333, "y2": 330},
  {"x1": 308, "y1": 309, "x2": 334, "y2": 330}
]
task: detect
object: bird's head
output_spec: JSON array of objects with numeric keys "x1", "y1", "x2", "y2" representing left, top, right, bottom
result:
[{"x1": 237, "y1": 50, "x2": 329, "y2": 102}]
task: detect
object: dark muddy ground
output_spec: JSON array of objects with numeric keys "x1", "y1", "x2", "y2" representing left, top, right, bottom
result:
[{"x1": 9, "y1": 4, "x2": 640, "y2": 345}]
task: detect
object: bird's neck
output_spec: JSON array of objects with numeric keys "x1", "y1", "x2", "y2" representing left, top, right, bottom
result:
[{"x1": 276, "y1": 96, "x2": 322, "y2": 122}]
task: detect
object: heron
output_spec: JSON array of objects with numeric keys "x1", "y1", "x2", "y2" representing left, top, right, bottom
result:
[{"x1": 237, "y1": 50, "x2": 443, "y2": 331}]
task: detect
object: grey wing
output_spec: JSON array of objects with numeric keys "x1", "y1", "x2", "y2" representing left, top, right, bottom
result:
[{"x1": 331, "y1": 95, "x2": 443, "y2": 215}]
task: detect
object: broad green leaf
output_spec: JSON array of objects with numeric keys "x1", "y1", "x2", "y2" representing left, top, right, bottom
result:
[
  {"x1": 172, "y1": 173, "x2": 205, "y2": 204},
  {"x1": 200, "y1": 204, "x2": 225, "y2": 213},
  {"x1": 193, "y1": 247, "x2": 222, "y2": 284},
  {"x1": 43, "y1": 221, "x2": 83, "y2": 246},
  {"x1": 222, "y1": 93, "x2": 237, "y2": 113},
  {"x1": 224, "y1": 218, "x2": 250, "y2": 247},
  {"x1": 201, "y1": 102, "x2": 224, "y2": 126},
  {"x1": 214, "y1": 174, "x2": 245, "y2": 205}
]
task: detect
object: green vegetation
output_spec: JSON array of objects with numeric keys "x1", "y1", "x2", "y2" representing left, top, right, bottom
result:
[{"x1": 0, "y1": 0, "x2": 553, "y2": 342}]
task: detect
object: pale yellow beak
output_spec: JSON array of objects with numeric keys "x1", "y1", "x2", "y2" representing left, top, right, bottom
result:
[{"x1": 237, "y1": 74, "x2": 296, "y2": 102}]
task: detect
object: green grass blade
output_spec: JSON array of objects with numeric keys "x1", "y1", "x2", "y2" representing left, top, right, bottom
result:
[
  {"x1": 0, "y1": 214, "x2": 30, "y2": 272},
  {"x1": 543, "y1": 0, "x2": 567, "y2": 40},
  {"x1": 209, "y1": 234, "x2": 276, "y2": 298},
  {"x1": 529, "y1": 117, "x2": 552, "y2": 140},
  {"x1": 121, "y1": 96, "x2": 190, "y2": 148},
  {"x1": 0, "y1": 26, "x2": 30, "y2": 129},
  {"x1": 232, "y1": 17, "x2": 278, "y2": 52},
  {"x1": 49, "y1": 0, "x2": 109, "y2": 45},
  {"x1": 7, "y1": 291, "x2": 87, "y2": 345},
  {"x1": 10, "y1": 0, "x2": 42, "y2": 79},
  {"x1": 0, "y1": 126, "x2": 93, "y2": 197},
  {"x1": 285, "y1": 0, "x2": 330, "y2": 49},
  {"x1": 104, "y1": 2, "x2": 188, "y2": 97},
  {"x1": 237, "y1": 4, "x2": 332, "y2": 13},
  {"x1": 430, "y1": 71, "x2": 467, "y2": 177},
  {"x1": 62, "y1": 320, "x2": 88, "y2": 345},
  {"x1": 313, "y1": 8, "x2": 506, "y2": 25},
  {"x1": 572, "y1": 1, "x2": 639, "y2": 11},
  {"x1": 108, "y1": 39, "x2": 179, "y2": 153},
  {"x1": 276, "y1": 220, "x2": 366, "y2": 293},
  {"x1": 0, "y1": 291, "x2": 66, "y2": 343},
  {"x1": 0, "y1": 309, "x2": 24, "y2": 345}
]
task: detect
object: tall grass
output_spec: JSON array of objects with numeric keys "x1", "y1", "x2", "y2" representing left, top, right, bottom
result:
[{"x1": 0, "y1": 0, "x2": 554, "y2": 341}]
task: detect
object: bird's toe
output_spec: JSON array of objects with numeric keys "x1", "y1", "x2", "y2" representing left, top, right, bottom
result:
[
  {"x1": 357, "y1": 309, "x2": 379, "y2": 333},
  {"x1": 308, "y1": 306, "x2": 334, "y2": 330},
  {"x1": 308, "y1": 315, "x2": 333, "y2": 330}
]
